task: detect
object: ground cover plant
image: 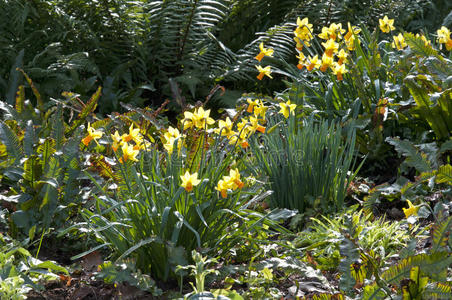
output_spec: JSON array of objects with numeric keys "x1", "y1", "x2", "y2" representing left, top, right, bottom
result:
[{"x1": 0, "y1": 1, "x2": 451, "y2": 299}]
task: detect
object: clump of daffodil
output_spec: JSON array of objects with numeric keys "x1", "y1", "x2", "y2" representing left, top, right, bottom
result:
[
  {"x1": 255, "y1": 42, "x2": 274, "y2": 62},
  {"x1": 256, "y1": 65, "x2": 273, "y2": 80},
  {"x1": 180, "y1": 171, "x2": 201, "y2": 192},
  {"x1": 182, "y1": 107, "x2": 215, "y2": 130},
  {"x1": 437, "y1": 26, "x2": 452, "y2": 51},
  {"x1": 279, "y1": 100, "x2": 297, "y2": 118},
  {"x1": 392, "y1": 33, "x2": 407, "y2": 50},
  {"x1": 215, "y1": 168, "x2": 244, "y2": 198},
  {"x1": 82, "y1": 122, "x2": 103, "y2": 146},
  {"x1": 293, "y1": 17, "x2": 314, "y2": 50},
  {"x1": 379, "y1": 15, "x2": 395, "y2": 33},
  {"x1": 119, "y1": 142, "x2": 140, "y2": 163}
]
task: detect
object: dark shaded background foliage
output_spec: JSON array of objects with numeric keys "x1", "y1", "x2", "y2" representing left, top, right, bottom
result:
[{"x1": 1, "y1": 0, "x2": 450, "y2": 115}]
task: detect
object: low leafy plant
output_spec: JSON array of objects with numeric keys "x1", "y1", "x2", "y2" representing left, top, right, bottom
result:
[
  {"x1": 294, "y1": 208, "x2": 411, "y2": 271},
  {"x1": 0, "y1": 233, "x2": 68, "y2": 300}
]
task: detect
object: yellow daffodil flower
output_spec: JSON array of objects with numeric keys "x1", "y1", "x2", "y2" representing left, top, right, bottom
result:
[
  {"x1": 296, "y1": 52, "x2": 306, "y2": 69},
  {"x1": 247, "y1": 98, "x2": 260, "y2": 113},
  {"x1": 403, "y1": 200, "x2": 420, "y2": 218},
  {"x1": 322, "y1": 39, "x2": 339, "y2": 57},
  {"x1": 111, "y1": 130, "x2": 122, "y2": 152},
  {"x1": 193, "y1": 107, "x2": 215, "y2": 129},
  {"x1": 215, "y1": 179, "x2": 232, "y2": 198},
  {"x1": 121, "y1": 124, "x2": 143, "y2": 145},
  {"x1": 437, "y1": 26, "x2": 452, "y2": 51},
  {"x1": 337, "y1": 49, "x2": 348, "y2": 65},
  {"x1": 255, "y1": 42, "x2": 274, "y2": 62},
  {"x1": 318, "y1": 23, "x2": 345, "y2": 41},
  {"x1": 164, "y1": 126, "x2": 183, "y2": 142},
  {"x1": 332, "y1": 62, "x2": 348, "y2": 81},
  {"x1": 392, "y1": 33, "x2": 407, "y2": 50},
  {"x1": 180, "y1": 171, "x2": 201, "y2": 192},
  {"x1": 293, "y1": 17, "x2": 314, "y2": 49},
  {"x1": 82, "y1": 123, "x2": 103, "y2": 146},
  {"x1": 279, "y1": 100, "x2": 297, "y2": 118},
  {"x1": 253, "y1": 100, "x2": 268, "y2": 120},
  {"x1": 344, "y1": 23, "x2": 361, "y2": 51},
  {"x1": 215, "y1": 117, "x2": 234, "y2": 137},
  {"x1": 248, "y1": 116, "x2": 266, "y2": 134},
  {"x1": 256, "y1": 65, "x2": 273, "y2": 80},
  {"x1": 306, "y1": 55, "x2": 321, "y2": 71},
  {"x1": 120, "y1": 142, "x2": 139, "y2": 163},
  {"x1": 225, "y1": 168, "x2": 245, "y2": 190},
  {"x1": 379, "y1": 16, "x2": 395, "y2": 33},
  {"x1": 319, "y1": 53, "x2": 334, "y2": 72}
]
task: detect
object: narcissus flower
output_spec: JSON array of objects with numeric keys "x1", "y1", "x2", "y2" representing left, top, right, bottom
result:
[
  {"x1": 215, "y1": 117, "x2": 234, "y2": 137},
  {"x1": 215, "y1": 179, "x2": 231, "y2": 198},
  {"x1": 344, "y1": 23, "x2": 361, "y2": 51},
  {"x1": 182, "y1": 107, "x2": 215, "y2": 130},
  {"x1": 180, "y1": 171, "x2": 201, "y2": 192},
  {"x1": 256, "y1": 65, "x2": 273, "y2": 80},
  {"x1": 248, "y1": 116, "x2": 266, "y2": 134},
  {"x1": 379, "y1": 16, "x2": 395, "y2": 33},
  {"x1": 319, "y1": 53, "x2": 334, "y2": 72},
  {"x1": 279, "y1": 100, "x2": 297, "y2": 118},
  {"x1": 322, "y1": 39, "x2": 339, "y2": 57},
  {"x1": 247, "y1": 98, "x2": 260, "y2": 113},
  {"x1": 255, "y1": 42, "x2": 274, "y2": 62},
  {"x1": 122, "y1": 124, "x2": 142, "y2": 144},
  {"x1": 225, "y1": 168, "x2": 245, "y2": 190},
  {"x1": 318, "y1": 23, "x2": 345, "y2": 41},
  {"x1": 306, "y1": 55, "x2": 321, "y2": 71},
  {"x1": 337, "y1": 49, "x2": 348, "y2": 65},
  {"x1": 253, "y1": 100, "x2": 268, "y2": 120},
  {"x1": 437, "y1": 26, "x2": 452, "y2": 50},
  {"x1": 120, "y1": 142, "x2": 140, "y2": 163},
  {"x1": 111, "y1": 131, "x2": 122, "y2": 152},
  {"x1": 403, "y1": 200, "x2": 420, "y2": 218},
  {"x1": 293, "y1": 17, "x2": 313, "y2": 49},
  {"x1": 332, "y1": 62, "x2": 348, "y2": 81},
  {"x1": 296, "y1": 52, "x2": 306, "y2": 69},
  {"x1": 392, "y1": 33, "x2": 407, "y2": 50},
  {"x1": 82, "y1": 123, "x2": 103, "y2": 146}
]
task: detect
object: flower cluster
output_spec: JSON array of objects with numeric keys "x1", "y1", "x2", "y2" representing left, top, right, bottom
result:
[
  {"x1": 112, "y1": 124, "x2": 152, "y2": 163},
  {"x1": 295, "y1": 18, "x2": 360, "y2": 81},
  {"x1": 215, "y1": 168, "x2": 244, "y2": 198},
  {"x1": 254, "y1": 42, "x2": 274, "y2": 80}
]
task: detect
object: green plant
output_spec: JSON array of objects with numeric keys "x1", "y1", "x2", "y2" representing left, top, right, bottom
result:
[
  {"x1": 176, "y1": 250, "x2": 219, "y2": 297},
  {"x1": 75, "y1": 119, "x2": 286, "y2": 282},
  {"x1": 294, "y1": 208, "x2": 411, "y2": 271},
  {"x1": 0, "y1": 82, "x2": 101, "y2": 239},
  {"x1": 248, "y1": 114, "x2": 357, "y2": 215},
  {"x1": 0, "y1": 233, "x2": 68, "y2": 300}
]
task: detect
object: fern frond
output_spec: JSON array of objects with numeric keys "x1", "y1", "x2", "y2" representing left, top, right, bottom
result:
[
  {"x1": 382, "y1": 252, "x2": 452, "y2": 284},
  {"x1": 431, "y1": 216, "x2": 452, "y2": 253},
  {"x1": 66, "y1": 86, "x2": 101, "y2": 135},
  {"x1": 404, "y1": 32, "x2": 439, "y2": 58},
  {"x1": 435, "y1": 164, "x2": 452, "y2": 185},
  {"x1": 0, "y1": 121, "x2": 23, "y2": 161},
  {"x1": 386, "y1": 137, "x2": 432, "y2": 173}
]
